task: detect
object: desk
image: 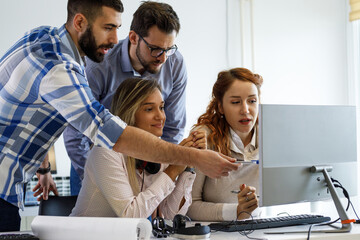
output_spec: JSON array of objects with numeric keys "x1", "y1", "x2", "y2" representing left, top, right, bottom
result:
[
  {"x1": 11, "y1": 196, "x2": 360, "y2": 239},
  {"x1": 162, "y1": 223, "x2": 360, "y2": 240},
  {"x1": 163, "y1": 196, "x2": 360, "y2": 240},
  {"x1": 3, "y1": 222, "x2": 359, "y2": 240},
  {"x1": 207, "y1": 223, "x2": 360, "y2": 240}
]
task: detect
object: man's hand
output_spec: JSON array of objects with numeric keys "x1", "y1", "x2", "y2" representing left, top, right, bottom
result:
[
  {"x1": 33, "y1": 172, "x2": 59, "y2": 201},
  {"x1": 113, "y1": 126, "x2": 238, "y2": 179},
  {"x1": 194, "y1": 150, "x2": 239, "y2": 178}
]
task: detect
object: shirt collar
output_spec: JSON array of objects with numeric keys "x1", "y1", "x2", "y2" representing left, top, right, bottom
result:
[
  {"x1": 120, "y1": 37, "x2": 141, "y2": 76},
  {"x1": 229, "y1": 127, "x2": 257, "y2": 154},
  {"x1": 59, "y1": 24, "x2": 85, "y2": 67}
]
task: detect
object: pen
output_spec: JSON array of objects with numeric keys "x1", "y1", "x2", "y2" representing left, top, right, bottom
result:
[
  {"x1": 231, "y1": 190, "x2": 260, "y2": 199},
  {"x1": 231, "y1": 190, "x2": 241, "y2": 194},
  {"x1": 236, "y1": 159, "x2": 259, "y2": 164}
]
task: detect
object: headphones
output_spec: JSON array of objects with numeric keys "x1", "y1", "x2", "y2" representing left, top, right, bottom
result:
[
  {"x1": 151, "y1": 216, "x2": 172, "y2": 238},
  {"x1": 152, "y1": 214, "x2": 211, "y2": 239},
  {"x1": 136, "y1": 159, "x2": 161, "y2": 174}
]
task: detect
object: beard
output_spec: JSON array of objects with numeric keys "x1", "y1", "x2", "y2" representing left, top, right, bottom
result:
[
  {"x1": 135, "y1": 43, "x2": 162, "y2": 74},
  {"x1": 79, "y1": 26, "x2": 114, "y2": 63}
]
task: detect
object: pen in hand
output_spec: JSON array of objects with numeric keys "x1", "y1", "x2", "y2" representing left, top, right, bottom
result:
[
  {"x1": 231, "y1": 190, "x2": 260, "y2": 199},
  {"x1": 236, "y1": 159, "x2": 259, "y2": 164},
  {"x1": 231, "y1": 190, "x2": 241, "y2": 194}
]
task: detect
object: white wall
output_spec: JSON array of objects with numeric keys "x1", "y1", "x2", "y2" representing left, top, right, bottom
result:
[
  {"x1": 253, "y1": 0, "x2": 349, "y2": 105},
  {"x1": 0, "y1": 0, "x2": 353, "y2": 176}
]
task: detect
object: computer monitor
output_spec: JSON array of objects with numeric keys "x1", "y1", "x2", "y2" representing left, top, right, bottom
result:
[{"x1": 258, "y1": 104, "x2": 358, "y2": 231}]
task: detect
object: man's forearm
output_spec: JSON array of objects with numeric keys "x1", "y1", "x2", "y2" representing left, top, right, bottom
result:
[
  {"x1": 40, "y1": 154, "x2": 49, "y2": 168},
  {"x1": 113, "y1": 126, "x2": 238, "y2": 179},
  {"x1": 113, "y1": 126, "x2": 194, "y2": 166}
]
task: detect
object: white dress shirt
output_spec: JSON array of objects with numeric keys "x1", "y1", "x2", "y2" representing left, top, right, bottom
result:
[{"x1": 71, "y1": 146, "x2": 195, "y2": 219}]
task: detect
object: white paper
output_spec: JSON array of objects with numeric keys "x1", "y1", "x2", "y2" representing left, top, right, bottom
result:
[{"x1": 31, "y1": 216, "x2": 152, "y2": 240}]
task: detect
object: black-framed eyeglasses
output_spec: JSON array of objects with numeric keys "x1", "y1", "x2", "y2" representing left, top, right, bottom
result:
[{"x1": 138, "y1": 34, "x2": 178, "y2": 58}]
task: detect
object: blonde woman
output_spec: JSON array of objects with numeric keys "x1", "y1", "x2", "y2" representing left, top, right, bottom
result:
[
  {"x1": 71, "y1": 78, "x2": 205, "y2": 219},
  {"x1": 187, "y1": 68, "x2": 263, "y2": 221}
]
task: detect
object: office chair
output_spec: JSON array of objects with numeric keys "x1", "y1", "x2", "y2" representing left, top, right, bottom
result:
[{"x1": 38, "y1": 195, "x2": 78, "y2": 216}]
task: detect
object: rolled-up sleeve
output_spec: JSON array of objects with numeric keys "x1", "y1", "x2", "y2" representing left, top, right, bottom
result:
[{"x1": 39, "y1": 63, "x2": 126, "y2": 149}]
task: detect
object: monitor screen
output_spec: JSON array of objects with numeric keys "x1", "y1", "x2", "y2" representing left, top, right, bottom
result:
[{"x1": 258, "y1": 104, "x2": 358, "y2": 207}]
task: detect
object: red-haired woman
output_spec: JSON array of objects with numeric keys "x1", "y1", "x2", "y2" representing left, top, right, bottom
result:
[{"x1": 187, "y1": 68, "x2": 263, "y2": 221}]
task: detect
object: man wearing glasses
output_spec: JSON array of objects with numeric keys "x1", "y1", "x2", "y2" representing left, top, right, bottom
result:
[{"x1": 63, "y1": 1, "x2": 188, "y2": 195}]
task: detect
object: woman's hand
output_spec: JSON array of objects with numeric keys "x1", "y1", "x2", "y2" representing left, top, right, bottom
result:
[
  {"x1": 236, "y1": 184, "x2": 259, "y2": 219},
  {"x1": 179, "y1": 130, "x2": 207, "y2": 149},
  {"x1": 191, "y1": 130, "x2": 207, "y2": 149}
]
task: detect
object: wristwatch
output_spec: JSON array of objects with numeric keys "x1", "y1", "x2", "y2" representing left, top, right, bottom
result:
[
  {"x1": 36, "y1": 162, "x2": 51, "y2": 175},
  {"x1": 184, "y1": 167, "x2": 195, "y2": 174}
]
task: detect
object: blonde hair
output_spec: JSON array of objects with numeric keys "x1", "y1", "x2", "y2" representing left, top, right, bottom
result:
[{"x1": 111, "y1": 77, "x2": 162, "y2": 194}]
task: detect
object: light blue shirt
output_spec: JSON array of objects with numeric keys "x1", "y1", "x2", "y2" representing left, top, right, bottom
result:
[
  {"x1": 0, "y1": 25, "x2": 126, "y2": 209},
  {"x1": 63, "y1": 37, "x2": 187, "y2": 178}
]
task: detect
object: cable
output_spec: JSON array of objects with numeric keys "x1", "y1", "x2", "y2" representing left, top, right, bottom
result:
[
  {"x1": 306, "y1": 218, "x2": 341, "y2": 240},
  {"x1": 306, "y1": 177, "x2": 359, "y2": 239},
  {"x1": 276, "y1": 212, "x2": 291, "y2": 217},
  {"x1": 331, "y1": 177, "x2": 359, "y2": 219},
  {"x1": 234, "y1": 211, "x2": 267, "y2": 240},
  {"x1": 209, "y1": 211, "x2": 262, "y2": 239},
  {"x1": 306, "y1": 224, "x2": 314, "y2": 240}
]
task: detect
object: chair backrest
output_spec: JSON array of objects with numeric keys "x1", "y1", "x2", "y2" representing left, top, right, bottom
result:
[{"x1": 38, "y1": 195, "x2": 78, "y2": 216}]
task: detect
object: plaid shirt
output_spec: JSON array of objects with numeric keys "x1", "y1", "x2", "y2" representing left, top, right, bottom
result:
[{"x1": 0, "y1": 25, "x2": 126, "y2": 209}]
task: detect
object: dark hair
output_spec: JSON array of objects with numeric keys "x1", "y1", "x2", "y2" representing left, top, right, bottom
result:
[
  {"x1": 67, "y1": 0, "x2": 124, "y2": 24},
  {"x1": 130, "y1": 1, "x2": 180, "y2": 37},
  {"x1": 194, "y1": 68, "x2": 263, "y2": 156}
]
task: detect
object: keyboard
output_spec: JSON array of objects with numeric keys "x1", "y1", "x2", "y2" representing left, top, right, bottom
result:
[
  {"x1": 0, "y1": 234, "x2": 39, "y2": 240},
  {"x1": 208, "y1": 214, "x2": 331, "y2": 232}
]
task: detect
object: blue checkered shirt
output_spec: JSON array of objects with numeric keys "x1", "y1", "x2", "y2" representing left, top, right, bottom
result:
[{"x1": 0, "y1": 25, "x2": 126, "y2": 209}]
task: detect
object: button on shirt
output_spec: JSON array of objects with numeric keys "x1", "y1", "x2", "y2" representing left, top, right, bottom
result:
[
  {"x1": 0, "y1": 25, "x2": 126, "y2": 209},
  {"x1": 63, "y1": 37, "x2": 187, "y2": 178}
]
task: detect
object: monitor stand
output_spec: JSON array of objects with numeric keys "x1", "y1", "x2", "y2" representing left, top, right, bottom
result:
[
  {"x1": 265, "y1": 165, "x2": 353, "y2": 234},
  {"x1": 309, "y1": 165, "x2": 353, "y2": 233}
]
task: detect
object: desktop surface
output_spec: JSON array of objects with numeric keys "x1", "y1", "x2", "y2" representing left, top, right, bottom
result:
[
  {"x1": 178, "y1": 196, "x2": 360, "y2": 240},
  {"x1": 10, "y1": 197, "x2": 360, "y2": 240},
  {"x1": 156, "y1": 222, "x2": 360, "y2": 240},
  {"x1": 4, "y1": 225, "x2": 360, "y2": 240},
  {"x1": 207, "y1": 223, "x2": 360, "y2": 240}
]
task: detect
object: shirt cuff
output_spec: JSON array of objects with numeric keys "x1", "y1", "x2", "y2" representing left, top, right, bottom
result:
[
  {"x1": 95, "y1": 115, "x2": 127, "y2": 149},
  {"x1": 222, "y1": 203, "x2": 238, "y2": 221},
  {"x1": 149, "y1": 171, "x2": 176, "y2": 199},
  {"x1": 172, "y1": 172, "x2": 196, "y2": 210}
]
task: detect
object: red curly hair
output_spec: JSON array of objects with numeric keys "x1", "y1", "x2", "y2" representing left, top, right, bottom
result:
[{"x1": 194, "y1": 68, "x2": 263, "y2": 156}]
